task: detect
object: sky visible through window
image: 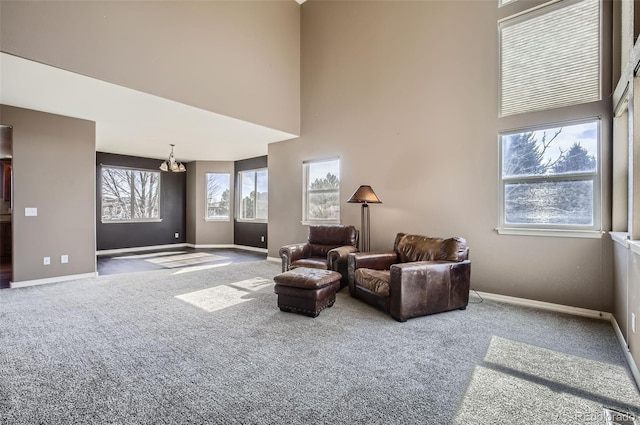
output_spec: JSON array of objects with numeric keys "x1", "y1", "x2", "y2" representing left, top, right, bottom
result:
[
  {"x1": 309, "y1": 159, "x2": 340, "y2": 182},
  {"x1": 535, "y1": 122, "x2": 597, "y2": 164}
]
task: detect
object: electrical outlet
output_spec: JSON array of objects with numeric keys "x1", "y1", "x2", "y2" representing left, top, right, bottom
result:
[
  {"x1": 633, "y1": 313, "x2": 636, "y2": 334},
  {"x1": 174, "y1": 233, "x2": 179, "y2": 239},
  {"x1": 261, "y1": 236, "x2": 265, "y2": 242},
  {"x1": 43, "y1": 256, "x2": 50, "y2": 265},
  {"x1": 61, "y1": 255, "x2": 69, "y2": 264}
]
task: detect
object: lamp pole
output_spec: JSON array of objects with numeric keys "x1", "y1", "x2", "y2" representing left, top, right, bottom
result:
[{"x1": 361, "y1": 202, "x2": 370, "y2": 252}]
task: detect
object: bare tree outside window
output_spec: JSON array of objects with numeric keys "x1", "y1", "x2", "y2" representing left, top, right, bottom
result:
[
  {"x1": 206, "y1": 173, "x2": 230, "y2": 220},
  {"x1": 304, "y1": 159, "x2": 340, "y2": 222},
  {"x1": 101, "y1": 167, "x2": 160, "y2": 222}
]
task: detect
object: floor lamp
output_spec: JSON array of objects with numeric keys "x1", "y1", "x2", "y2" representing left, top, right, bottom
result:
[{"x1": 347, "y1": 185, "x2": 382, "y2": 252}]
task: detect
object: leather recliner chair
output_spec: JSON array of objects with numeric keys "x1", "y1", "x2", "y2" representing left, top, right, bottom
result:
[
  {"x1": 279, "y1": 225, "x2": 359, "y2": 288},
  {"x1": 347, "y1": 233, "x2": 470, "y2": 322}
]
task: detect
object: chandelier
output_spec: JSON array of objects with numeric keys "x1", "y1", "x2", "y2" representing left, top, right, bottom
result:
[{"x1": 159, "y1": 144, "x2": 186, "y2": 172}]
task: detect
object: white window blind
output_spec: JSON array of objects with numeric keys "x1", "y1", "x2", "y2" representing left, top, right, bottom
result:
[
  {"x1": 499, "y1": 0, "x2": 518, "y2": 8},
  {"x1": 499, "y1": 0, "x2": 601, "y2": 117}
]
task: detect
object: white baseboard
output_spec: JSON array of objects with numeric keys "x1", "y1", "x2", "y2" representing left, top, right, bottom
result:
[
  {"x1": 474, "y1": 291, "x2": 612, "y2": 321},
  {"x1": 187, "y1": 244, "x2": 267, "y2": 253},
  {"x1": 232, "y1": 245, "x2": 268, "y2": 254},
  {"x1": 97, "y1": 243, "x2": 188, "y2": 256},
  {"x1": 186, "y1": 243, "x2": 234, "y2": 249},
  {"x1": 10, "y1": 272, "x2": 98, "y2": 289},
  {"x1": 611, "y1": 316, "x2": 640, "y2": 391},
  {"x1": 267, "y1": 256, "x2": 281, "y2": 263}
]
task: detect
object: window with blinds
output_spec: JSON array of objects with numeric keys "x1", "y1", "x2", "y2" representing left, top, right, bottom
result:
[{"x1": 499, "y1": 0, "x2": 601, "y2": 117}]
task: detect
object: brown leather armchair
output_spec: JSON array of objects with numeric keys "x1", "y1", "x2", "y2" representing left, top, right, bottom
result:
[
  {"x1": 347, "y1": 233, "x2": 470, "y2": 322},
  {"x1": 279, "y1": 225, "x2": 359, "y2": 288}
]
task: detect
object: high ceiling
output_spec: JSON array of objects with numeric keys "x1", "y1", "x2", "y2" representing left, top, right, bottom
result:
[{"x1": 0, "y1": 53, "x2": 297, "y2": 162}]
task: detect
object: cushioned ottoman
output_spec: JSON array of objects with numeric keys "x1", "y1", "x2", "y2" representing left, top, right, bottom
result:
[{"x1": 273, "y1": 267, "x2": 342, "y2": 318}]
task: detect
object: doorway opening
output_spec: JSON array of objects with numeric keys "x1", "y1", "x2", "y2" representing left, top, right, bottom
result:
[{"x1": 1, "y1": 125, "x2": 13, "y2": 289}]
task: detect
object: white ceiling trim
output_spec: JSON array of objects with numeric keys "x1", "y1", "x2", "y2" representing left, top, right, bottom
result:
[{"x1": 0, "y1": 53, "x2": 297, "y2": 162}]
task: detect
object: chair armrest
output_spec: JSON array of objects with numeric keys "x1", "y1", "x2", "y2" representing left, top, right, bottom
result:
[
  {"x1": 327, "y1": 245, "x2": 359, "y2": 271},
  {"x1": 389, "y1": 260, "x2": 471, "y2": 321},
  {"x1": 279, "y1": 243, "x2": 311, "y2": 272},
  {"x1": 349, "y1": 251, "x2": 398, "y2": 270},
  {"x1": 347, "y1": 251, "x2": 398, "y2": 294}
]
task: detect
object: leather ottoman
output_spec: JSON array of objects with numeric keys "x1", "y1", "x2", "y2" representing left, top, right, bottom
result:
[{"x1": 273, "y1": 267, "x2": 342, "y2": 317}]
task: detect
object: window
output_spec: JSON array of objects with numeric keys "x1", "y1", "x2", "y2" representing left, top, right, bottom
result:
[
  {"x1": 101, "y1": 166, "x2": 160, "y2": 222},
  {"x1": 238, "y1": 169, "x2": 267, "y2": 221},
  {"x1": 303, "y1": 158, "x2": 340, "y2": 223},
  {"x1": 499, "y1": 0, "x2": 601, "y2": 116},
  {"x1": 206, "y1": 173, "x2": 230, "y2": 220},
  {"x1": 499, "y1": 119, "x2": 600, "y2": 232}
]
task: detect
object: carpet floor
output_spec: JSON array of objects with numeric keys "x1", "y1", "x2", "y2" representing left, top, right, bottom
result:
[{"x1": 0, "y1": 260, "x2": 638, "y2": 424}]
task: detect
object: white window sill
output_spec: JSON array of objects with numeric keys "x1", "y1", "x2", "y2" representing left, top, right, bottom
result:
[
  {"x1": 496, "y1": 228, "x2": 604, "y2": 238},
  {"x1": 610, "y1": 235, "x2": 640, "y2": 256},
  {"x1": 236, "y1": 219, "x2": 268, "y2": 224},
  {"x1": 301, "y1": 220, "x2": 340, "y2": 226},
  {"x1": 610, "y1": 231, "x2": 630, "y2": 247},
  {"x1": 102, "y1": 218, "x2": 163, "y2": 224},
  {"x1": 205, "y1": 217, "x2": 230, "y2": 222}
]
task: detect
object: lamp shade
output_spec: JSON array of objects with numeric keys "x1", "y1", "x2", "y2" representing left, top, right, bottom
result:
[{"x1": 347, "y1": 185, "x2": 382, "y2": 204}]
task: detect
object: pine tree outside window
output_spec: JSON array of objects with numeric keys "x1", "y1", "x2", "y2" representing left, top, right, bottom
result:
[
  {"x1": 238, "y1": 169, "x2": 267, "y2": 221},
  {"x1": 303, "y1": 158, "x2": 340, "y2": 224}
]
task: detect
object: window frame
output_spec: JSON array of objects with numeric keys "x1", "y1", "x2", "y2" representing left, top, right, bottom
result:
[
  {"x1": 497, "y1": 118, "x2": 602, "y2": 237},
  {"x1": 100, "y1": 165, "x2": 162, "y2": 224},
  {"x1": 302, "y1": 158, "x2": 341, "y2": 225},
  {"x1": 205, "y1": 172, "x2": 231, "y2": 221},
  {"x1": 237, "y1": 168, "x2": 268, "y2": 223}
]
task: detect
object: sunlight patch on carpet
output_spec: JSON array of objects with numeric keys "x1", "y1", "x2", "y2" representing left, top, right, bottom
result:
[
  {"x1": 175, "y1": 285, "x2": 251, "y2": 312},
  {"x1": 172, "y1": 262, "x2": 232, "y2": 275},
  {"x1": 454, "y1": 336, "x2": 640, "y2": 424},
  {"x1": 174, "y1": 277, "x2": 272, "y2": 312},
  {"x1": 146, "y1": 252, "x2": 227, "y2": 268}
]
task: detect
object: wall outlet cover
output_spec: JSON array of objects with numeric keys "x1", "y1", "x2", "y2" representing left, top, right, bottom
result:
[
  {"x1": 61, "y1": 255, "x2": 69, "y2": 264},
  {"x1": 25, "y1": 207, "x2": 38, "y2": 216},
  {"x1": 43, "y1": 256, "x2": 50, "y2": 265}
]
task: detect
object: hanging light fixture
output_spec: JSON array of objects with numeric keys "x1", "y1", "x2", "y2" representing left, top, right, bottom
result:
[{"x1": 159, "y1": 144, "x2": 186, "y2": 172}]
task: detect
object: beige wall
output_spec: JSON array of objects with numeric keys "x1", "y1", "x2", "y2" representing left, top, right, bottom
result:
[
  {"x1": 614, "y1": 241, "x2": 640, "y2": 369},
  {"x1": 629, "y1": 250, "x2": 640, "y2": 362},
  {"x1": 269, "y1": 0, "x2": 613, "y2": 311},
  {"x1": 0, "y1": 1, "x2": 300, "y2": 135},
  {"x1": 612, "y1": 238, "x2": 630, "y2": 339},
  {"x1": 0, "y1": 105, "x2": 96, "y2": 283},
  {"x1": 186, "y1": 161, "x2": 234, "y2": 246}
]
